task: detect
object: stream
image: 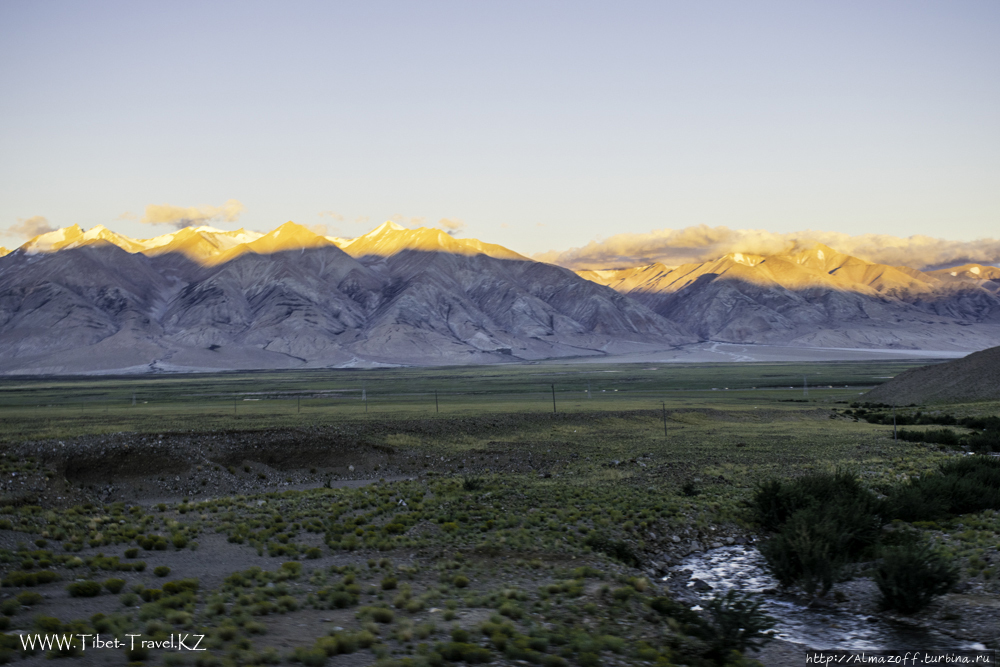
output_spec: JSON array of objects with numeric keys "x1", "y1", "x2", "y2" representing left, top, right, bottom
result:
[{"x1": 672, "y1": 545, "x2": 986, "y2": 651}]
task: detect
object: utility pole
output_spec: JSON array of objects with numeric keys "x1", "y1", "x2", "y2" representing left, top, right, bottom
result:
[
  {"x1": 435, "y1": 390, "x2": 439, "y2": 413},
  {"x1": 551, "y1": 384, "x2": 556, "y2": 414},
  {"x1": 662, "y1": 401, "x2": 668, "y2": 437}
]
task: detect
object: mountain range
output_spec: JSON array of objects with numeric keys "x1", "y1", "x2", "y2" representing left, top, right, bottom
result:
[
  {"x1": 0, "y1": 222, "x2": 998, "y2": 373},
  {"x1": 0, "y1": 222, "x2": 689, "y2": 373},
  {"x1": 577, "y1": 246, "x2": 1000, "y2": 350}
]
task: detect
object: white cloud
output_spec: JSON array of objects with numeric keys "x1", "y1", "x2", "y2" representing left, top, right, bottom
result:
[
  {"x1": 141, "y1": 199, "x2": 245, "y2": 229},
  {"x1": 117, "y1": 211, "x2": 138, "y2": 221},
  {"x1": 437, "y1": 218, "x2": 465, "y2": 236},
  {"x1": 3, "y1": 215, "x2": 56, "y2": 239},
  {"x1": 318, "y1": 211, "x2": 344, "y2": 221},
  {"x1": 533, "y1": 224, "x2": 1000, "y2": 271}
]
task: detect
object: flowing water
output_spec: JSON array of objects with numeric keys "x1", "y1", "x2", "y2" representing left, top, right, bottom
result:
[{"x1": 672, "y1": 545, "x2": 984, "y2": 651}]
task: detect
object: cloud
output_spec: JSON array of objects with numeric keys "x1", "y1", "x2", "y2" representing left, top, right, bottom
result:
[
  {"x1": 307, "y1": 223, "x2": 336, "y2": 237},
  {"x1": 437, "y1": 218, "x2": 465, "y2": 236},
  {"x1": 532, "y1": 224, "x2": 1000, "y2": 271},
  {"x1": 318, "y1": 211, "x2": 344, "y2": 221},
  {"x1": 2, "y1": 215, "x2": 56, "y2": 239},
  {"x1": 141, "y1": 199, "x2": 245, "y2": 230},
  {"x1": 117, "y1": 211, "x2": 138, "y2": 221},
  {"x1": 390, "y1": 214, "x2": 427, "y2": 229},
  {"x1": 353, "y1": 216, "x2": 370, "y2": 224}
]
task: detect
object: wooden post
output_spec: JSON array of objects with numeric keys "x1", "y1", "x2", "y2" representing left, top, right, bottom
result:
[
  {"x1": 551, "y1": 384, "x2": 556, "y2": 414},
  {"x1": 662, "y1": 401, "x2": 667, "y2": 437},
  {"x1": 435, "y1": 391, "x2": 439, "y2": 413}
]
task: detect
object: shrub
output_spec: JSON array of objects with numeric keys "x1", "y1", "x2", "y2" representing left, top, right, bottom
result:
[
  {"x1": 67, "y1": 581, "x2": 102, "y2": 597},
  {"x1": 874, "y1": 540, "x2": 958, "y2": 614},
  {"x1": 154, "y1": 566, "x2": 171, "y2": 577},
  {"x1": 453, "y1": 575, "x2": 470, "y2": 588},
  {"x1": 104, "y1": 578, "x2": 126, "y2": 594},
  {"x1": 371, "y1": 607, "x2": 394, "y2": 623},
  {"x1": 584, "y1": 534, "x2": 640, "y2": 567},
  {"x1": 888, "y1": 456, "x2": 1000, "y2": 522},
  {"x1": 752, "y1": 470, "x2": 884, "y2": 533},
  {"x1": 897, "y1": 428, "x2": 961, "y2": 447},
  {"x1": 705, "y1": 590, "x2": 775, "y2": 656},
  {"x1": 16, "y1": 592, "x2": 42, "y2": 606},
  {"x1": 381, "y1": 576, "x2": 397, "y2": 590},
  {"x1": 291, "y1": 647, "x2": 327, "y2": 667},
  {"x1": 755, "y1": 471, "x2": 883, "y2": 594}
]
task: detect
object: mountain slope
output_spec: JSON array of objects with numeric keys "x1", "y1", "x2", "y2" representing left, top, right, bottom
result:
[
  {"x1": 866, "y1": 346, "x2": 1000, "y2": 404},
  {"x1": 578, "y1": 245, "x2": 1000, "y2": 350},
  {"x1": 0, "y1": 222, "x2": 691, "y2": 372}
]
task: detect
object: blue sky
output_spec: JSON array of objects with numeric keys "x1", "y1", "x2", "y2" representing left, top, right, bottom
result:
[{"x1": 1, "y1": 1, "x2": 997, "y2": 259}]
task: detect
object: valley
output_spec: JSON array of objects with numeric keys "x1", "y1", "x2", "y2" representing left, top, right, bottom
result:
[{"x1": 0, "y1": 361, "x2": 997, "y2": 666}]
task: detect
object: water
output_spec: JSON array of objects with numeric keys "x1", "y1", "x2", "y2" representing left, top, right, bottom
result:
[{"x1": 672, "y1": 545, "x2": 983, "y2": 651}]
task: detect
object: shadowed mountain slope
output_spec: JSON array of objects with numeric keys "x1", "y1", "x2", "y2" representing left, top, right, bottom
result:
[
  {"x1": 866, "y1": 346, "x2": 1000, "y2": 404},
  {"x1": 0, "y1": 223, "x2": 691, "y2": 373}
]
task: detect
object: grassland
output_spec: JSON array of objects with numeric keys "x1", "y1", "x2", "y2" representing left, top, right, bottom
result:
[
  {"x1": 0, "y1": 360, "x2": 926, "y2": 442},
  {"x1": 0, "y1": 360, "x2": 996, "y2": 666}
]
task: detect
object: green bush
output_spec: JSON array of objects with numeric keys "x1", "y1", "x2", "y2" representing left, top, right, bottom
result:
[
  {"x1": 104, "y1": 578, "x2": 126, "y2": 594},
  {"x1": 154, "y1": 566, "x2": 171, "y2": 577},
  {"x1": 752, "y1": 470, "x2": 884, "y2": 534},
  {"x1": 371, "y1": 607, "x2": 394, "y2": 623},
  {"x1": 874, "y1": 540, "x2": 958, "y2": 614},
  {"x1": 67, "y1": 581, "x2": 102, "y2": 597},
  {"x1": 705, "y1": 590, "x2": 775, "y2": 656},
  {"x1": 584, "y1": 534, "x2": 640, "y2": 566},
  {"x1": 15, "y1": 592, "x2": 43, "y2": 606},
  {"x1": 755, "y1": 471, "x2": 883, "y2": 595},
  {"x1": 897, "y1": 428, "x2": 961, "y2": 447},
  {"x1": 888, "y1": 456, "x2": 1000, "y2": 522},
  {"x1": 291, "y1": 646, "x2": 327, "y2": 667}
]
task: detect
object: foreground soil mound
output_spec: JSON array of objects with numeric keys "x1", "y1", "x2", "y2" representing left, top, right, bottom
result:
[{"x1": 867, "y1": 345, "x2": 1000, "y2": 404}]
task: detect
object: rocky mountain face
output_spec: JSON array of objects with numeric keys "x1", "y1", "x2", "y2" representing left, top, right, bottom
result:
[
  {"x1": 0, "y1": 222, "x2": 692, "y2": 373},
  {"x1": 4, "y1": 223, "x2": 1000, "y2": 374},
  {"x1": 577, "y1": 245, "x2": 1000, "y2": 350}
]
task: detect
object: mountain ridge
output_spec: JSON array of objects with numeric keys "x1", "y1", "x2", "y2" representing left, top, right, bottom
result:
[
  {"x1": 0, "y1": 222, "x2": 692, "y2": 373},
  {"x1": 3, "y1": 223, "x2": 999, "y2": 373}
]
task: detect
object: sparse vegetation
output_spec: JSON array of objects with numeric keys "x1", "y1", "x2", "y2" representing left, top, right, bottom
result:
[{"x1": 0, "y1": 362, "x2": 996, "y2": 661}]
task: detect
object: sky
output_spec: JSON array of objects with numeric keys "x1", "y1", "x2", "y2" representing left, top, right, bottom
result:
[{"x1": 1, "y1": 1, "x2": 998, "y2": 266}]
